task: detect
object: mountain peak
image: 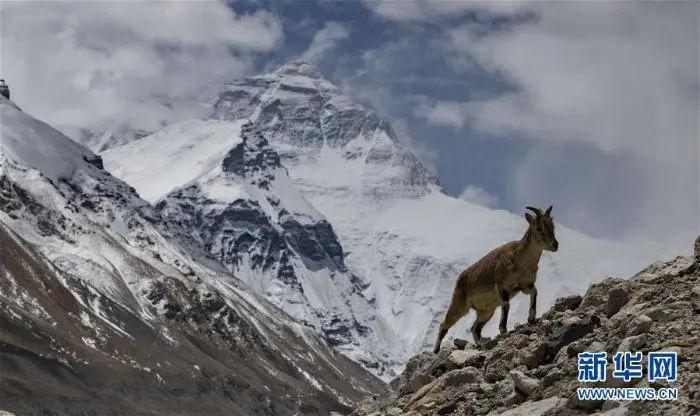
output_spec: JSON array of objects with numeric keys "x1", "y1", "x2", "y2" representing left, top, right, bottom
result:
[{"x1": 272, "y1": 60, "x2": 325, "y2": 79}]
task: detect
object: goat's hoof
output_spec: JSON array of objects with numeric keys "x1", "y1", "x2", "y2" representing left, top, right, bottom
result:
[
  {"x1": 528, "y1": 317, "x2": 537, "y2": 324},
  {"x1": 499, "y1": 327, "x2": 507, "y2": 335}
]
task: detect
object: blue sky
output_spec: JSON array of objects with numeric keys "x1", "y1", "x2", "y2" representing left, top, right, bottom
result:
[{"x1": 2, "y1": 1, "x2": 697, "y2": 247}]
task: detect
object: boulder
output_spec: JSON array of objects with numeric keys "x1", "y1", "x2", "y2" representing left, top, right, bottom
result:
[
  {"x1": 442, "y1": 367, "x2": 483, "y2": 387},
  {"x1": 546, "y1": 315, "x2": 601, "y2": 362},
  {"x1": 488, "y1": 397, "x2": 567, "y2": 416},
  {"x1": 541, "y1": 367, "x2": 564, "y2": 387},
  {"x1": 518, "y1": 338, "x2": 548, "y2": 369},
  {"x1": 606, "y1": 287, "x2": 629, "y2": 317},
  {"x1": 510, "y1": 370, "x2": 539, "y2": 397},
  {"x1": 448, "y1": 349, "x2": 485, "y2": 368},
  {"x1": 553, "y1": 295, "x2": 583, "y2": 312},
  {"x1": 645, "y1": 307, "x2": 672, "y2": 322},
  {"x1": 617, "y1": 334, "x2": 648, "y2": 352},
  {"x1": 625, "y1": 314, "x2": 653, "y2": 336}
]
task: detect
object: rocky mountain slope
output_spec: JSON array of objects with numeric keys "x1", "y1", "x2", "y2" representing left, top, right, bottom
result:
[
  {"x1": 209, "y1": 61, "x2": 673, "y2": 364},
  {"x1": 350, "y1": 240, "x2": 700, "y2": 415},
  {"x1": 0, "y1": 95, "x2": 386, "y2": 415}
]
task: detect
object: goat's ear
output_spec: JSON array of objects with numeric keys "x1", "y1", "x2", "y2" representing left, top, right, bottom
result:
[
  {"x1": 545, "y1": 206, "x2": 552, "y2": 217},
  {"x1": 525, "y1": 213, "x2": 535, "y2": 225}
]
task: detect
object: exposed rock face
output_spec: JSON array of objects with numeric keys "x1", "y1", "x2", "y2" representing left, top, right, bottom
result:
[
  {"x1": 606, "y1": 287, "x2": 629, "y2": 317},
  {"x1": 351, "y1": 250, "x2": 700, "y2": 415}
]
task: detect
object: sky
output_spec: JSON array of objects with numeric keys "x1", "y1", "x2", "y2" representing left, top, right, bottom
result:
[{"x1": 1, "y1": 1, "x2": 698, "y2": 249}]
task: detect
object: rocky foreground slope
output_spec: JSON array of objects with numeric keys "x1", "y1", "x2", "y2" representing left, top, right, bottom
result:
[{"x1": 350, "y1": 239, "x2": 700, "y2": 415}]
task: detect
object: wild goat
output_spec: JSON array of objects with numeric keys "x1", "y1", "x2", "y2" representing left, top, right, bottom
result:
[{"x1": 433, "y1": 206, "x2": 559, "y2": 353}]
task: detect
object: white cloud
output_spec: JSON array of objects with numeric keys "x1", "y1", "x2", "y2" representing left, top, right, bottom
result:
[
  {"x1": 413, "y1": 99, "x2": 470, "y2": 130},
  {"x1": 364, "y1": 1, "x2": 698, "y2": 244},
  {"x1": 391, "y1": 118, "x2": 438, "y2": 174},
  {"x1": 0, "y1": 1, "x2": 283, "y2": 133},
  {"x1": 364, "y1": 1, "x2": 522, "y2": 22},
  {"x1": 444, "y1": 5, "x2": 698, "y2": 157},
  {"x1": 438, "y1": 2, "x2": 698, "y2": 243},
  {"x1": 459, "y1": 185, "x2": 498, "y2": 208},
  {"x1": 301, "y1": 22, "x2": 350, "y2": 64}
]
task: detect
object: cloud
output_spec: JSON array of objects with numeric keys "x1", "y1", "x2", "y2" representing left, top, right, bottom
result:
[
  {"x1": 301, "y1": 22, "x2": 350, "y2": 64},
  {"x1": 362, "y1": 1, "x2": 698, "y2": 245},
  {"x1": 364, "y1": 0, "x2": 522, "y2": 22},
  {"x1": 459, "y1": 185, "x2": 498, "y2": 208},
  {"x1": 444, "y1": 5, "x2": 698, "y2": 157},
  {"x1": 413, "y1": 99, "x2": 470, "y2": 130},
  {"x1": 439, "y1": 2, "x2": 698, "y2": 243},
  {"x1": 390, "y1": 118, "x2": 439, "y2": 174},
  {"x1": 0, "y1": 1, "x2": 283, "y2": 134}
]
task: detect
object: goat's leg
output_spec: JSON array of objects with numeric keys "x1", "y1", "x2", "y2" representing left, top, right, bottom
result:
[
  {"x1": 499, "y1": 288, "x2": 510, "y2": 335},
  {"x1": 471, "y1": 306, "x2": 496, "y2": 346},
  {"x1": 433, "y1": 301, "x2": 466, "y2": 353},
  {"x1": 526, "y1": 284, "x2": 537, "y2": 324}
]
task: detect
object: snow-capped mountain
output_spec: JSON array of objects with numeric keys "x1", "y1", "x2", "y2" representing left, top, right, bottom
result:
[
  {"x1": 209, "y1": 61, "x2": 671, "y2": 357},
  {"x1": 102, "y1": 117, "x2": 404, "y2": 377},
  {"x1": 0, "y1": 95, "x2": 386, "y2": 415}
]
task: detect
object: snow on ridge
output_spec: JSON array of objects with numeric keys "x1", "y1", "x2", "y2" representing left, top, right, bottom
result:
[
  {"x1": 0, "y1": 97, "x2": 96, "y2": 182},
  {"x1": 102, "y1": 119, "x2": 245, "y2": 203}
]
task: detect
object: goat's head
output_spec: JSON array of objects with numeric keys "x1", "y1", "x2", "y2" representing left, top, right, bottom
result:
[{"x1": 525, "y1": 206, "x2": 558, "y2": 252}]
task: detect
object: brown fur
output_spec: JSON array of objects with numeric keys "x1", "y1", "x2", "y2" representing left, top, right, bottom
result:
[{"x1": 433, "y1": 206, "x2": 558, "y2": 353}]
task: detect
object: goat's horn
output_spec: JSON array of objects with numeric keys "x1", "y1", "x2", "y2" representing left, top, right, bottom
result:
[
  {"x1": 545, "y1": 206, "x2": 553, "y2": 216},
  {"x1": 526, "y1": 206, "x2": 543, "y2": 217}
]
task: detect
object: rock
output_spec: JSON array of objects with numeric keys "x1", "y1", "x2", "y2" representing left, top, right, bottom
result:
[
  {"x1": 541, "y1": 367, "x2": 565, "y2": 387},
  {"x1": 601, "y1": 400, "x2": 622, "y2": 411},
  {"x1": 553, "y1": 295, "x2": 583, "y2": 312},
  {"x1": 606, "y1": 287, "x2": 629, "y2": 317},
  {"x1": 617, "y1": 334, "x2": 648, "y2": 352},
  {"x1": 407, "y1": 379, "x2": 440, "y2": 406},
  {"x1": 571, "y1": 387, "x2": 604, "y2": 410},
  {"x1": 546, "y1": 315, "x2": 601, "y2": 362},
  {"x1": 503, "y1": 391, "x2": 526, "y2": 407},
  {"x1": 453, "y1": 338, "x2": 469, "y2": 349},
  {"x1": 442, "y1": 367, "x2": 483, "y2": 386},
  {"x1": 480, "y1": 337, "x2": 498, "y2": 350},
  {"x1": 588, "y1": 341, "x2": 607, "y2": 353},
  {"x1": 488, "y1": 396, "x2": 567, "y2": 416},
  {"x1": 626, "y1": 314, "x2": 653, "y2": 336},
  {"x1": 510, "y1": 370, "x2": 539, "y2": 397},
  {"x1": 594, "y1": 407, "x2": 629, "y2": 415},
  {"x1": 436, "y1": 398, "x2": 462, "y2": 415},
  {"x1": 386, "y1": 407, "x2": 403, "y2": 415},
  {"x1": 484, "y1": 360, "x2": 509, "y2": 382},
  {"x1": 691, "y1": 284, "x2": 700, "y2": 298},
  {"x1": 404, "y1": 373, "x2": 434, "y2": 395},
  {"x1": 519, "y1": 338, "x2": 548, "y2": 368},
  {"x1": 448, "y1": 349, "x2": 485, "y2": 368},
  {"x1": 645, "y1": 307, "x2": 672, "y2": 322}
]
